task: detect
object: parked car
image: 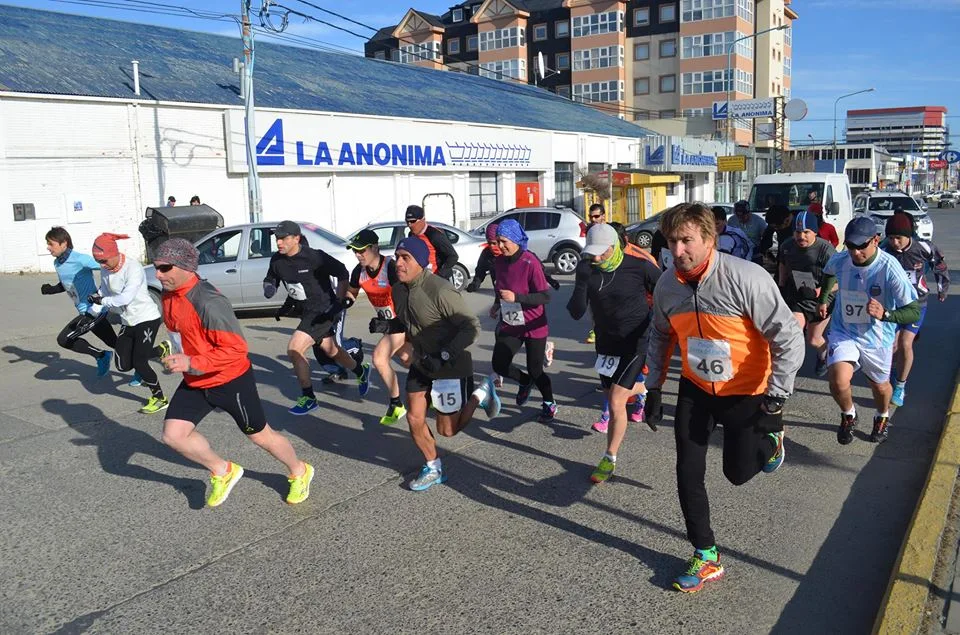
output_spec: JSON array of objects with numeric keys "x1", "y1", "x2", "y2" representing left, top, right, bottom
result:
[
  {"x1": 625, "y1": 215, "x2": 662, "y2": 249},
  {"x1": 925, "y1": 191, "x2": 947, "y2": 205},
  {"x1": 351, "y1": 221, "x2": 483, "y2": 291},
  {"x1": 913, "y1": 195, "x2": 929, "y2": 211},
  {"x1": 144, "y1": 221, "x2": 355, "y2": 311},
  {"x1": 472, "y1": 206, "x2": 587, "y2": 275},
  {"x1": 938, "y1": 192, "x2": 956, "y2": 208},
  {"x1": 853, "y1": 191, "x2": 934, "y2": 240}
]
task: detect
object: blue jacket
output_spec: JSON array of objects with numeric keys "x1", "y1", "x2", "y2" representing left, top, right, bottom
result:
[{"x1": 54, "y1": 249, "x2": 101, "y2": 315}]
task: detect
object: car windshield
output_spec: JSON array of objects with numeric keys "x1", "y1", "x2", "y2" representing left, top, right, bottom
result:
[
  {"x1": 749, "y1": 183, "x2": 823, "y2": 211},
  {"x1": 301, "y1": 223, "x2": 347, "y2": 245},
  {"x1": 868, "y1": 197, "x2": 920, "y2": 212}
]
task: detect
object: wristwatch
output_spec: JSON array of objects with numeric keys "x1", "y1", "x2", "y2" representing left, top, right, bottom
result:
[
  {"x1": 883, "y1": 310, "x2": 891, "y2": 321},
  {"x1": 439, "y1": 350, "x2": 451, "y2": 362}
]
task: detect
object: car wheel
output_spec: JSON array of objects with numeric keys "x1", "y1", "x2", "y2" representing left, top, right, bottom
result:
[
  {"x1": 634, "y1": 230, "x2": 654, "y2": 249},
  {"x1": 450, "y1": 264, "x2": 469, "y2": 291},
  {"x1": 552, "y1": 247, "x2": 580, "y2": 275}
]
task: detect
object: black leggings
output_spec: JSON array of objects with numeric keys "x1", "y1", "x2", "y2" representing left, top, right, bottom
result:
[
  {"x1": 491, "y1": 334, "x2": 553, "y2": 403},
  {"x1": 115, "y1": 318, "x2": 164, "y2": 396},
  {"x1": 57, "y1": 314, "x2": 116, "y2": 360},
  {"x1": 674, "y1": 378, "x2": 780, "y2": 549}
]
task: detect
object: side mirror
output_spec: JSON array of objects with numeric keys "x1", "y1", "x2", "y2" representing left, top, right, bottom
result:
[{"x1": 828, "y1": 202, "x2": 840, "y2": 216}]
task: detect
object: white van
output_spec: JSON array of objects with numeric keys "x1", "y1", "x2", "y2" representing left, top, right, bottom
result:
[{"x1": 748, "y1": 172, "x2": 854, "y2": 241}]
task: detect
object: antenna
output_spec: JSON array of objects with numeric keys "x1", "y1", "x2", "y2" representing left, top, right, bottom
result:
[{"x1": 537, "y1": 51, "x2": 546, "y2": 81}]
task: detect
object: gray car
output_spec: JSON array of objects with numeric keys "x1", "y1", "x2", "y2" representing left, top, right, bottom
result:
[
  {"x1": 472, "y1": 206, "x2": 587, "y2": 275},
  {"x1": 144, "y1": 221, "x2": 355, "y2": 310}
]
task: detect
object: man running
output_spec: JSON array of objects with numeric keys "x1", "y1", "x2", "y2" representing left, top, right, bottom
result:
[
  {"x1": 264, "y1": 221, "x2": 370, "y2": 415},
  {"x1": 712, "y1": 206, "x2": 753, "y2": 260},
  {"x1": 567, "y1": 223, "x2": 661, "y2": 483},
  {"x1": 404, "y1": 205, "x2": 459, "y2": 280},
  {"x1": 881, "y1": 212, "x2": 949, "y2": 408},
  {"x1": 41, "y1": 226, "x2": 115, "y2": 376},
  {"x1": 645, "y1": 202, "x2": 804, "y2": 593},
  {"x1": 89, "y1": 233, "x2": 170, "y2": 414},
  {"x1": 391, "y1": 237, "x2": 501, "y2": 491},
  {"x1": 152, "y1": 239, "x2": 314, "y2": 507},
  {"x1": 583, "y1": 203, "x2": 607, "y2": 344},
  {"x1": 727, "y1": 200, "x2": 766, "y2": 255},
  {"x1": 466, "y1": 223, "x2": 501, "y2": 293},
  {"x1": 345, "y1": 229, "x2": 407, "y2": 426},
  {"x1": 823, "y1": 217, "x2": 920, "y2": 445},
  {"x1": 778, "y1": 211, "x2": 837, "y2": 376}
]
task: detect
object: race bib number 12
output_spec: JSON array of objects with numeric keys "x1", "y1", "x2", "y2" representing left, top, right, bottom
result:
[{"x1": 500, "y1": 302, "x2": 526, "y2": 326}]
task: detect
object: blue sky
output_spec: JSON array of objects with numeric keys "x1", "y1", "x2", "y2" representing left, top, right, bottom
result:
[{"x1": 4, "y1": 0, "x2": 959, "y2": 146}]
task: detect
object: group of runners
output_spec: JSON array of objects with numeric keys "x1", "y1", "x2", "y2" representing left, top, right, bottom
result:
[{"x1": 40, "y1": 198, "x2": 948, "y2": 593}]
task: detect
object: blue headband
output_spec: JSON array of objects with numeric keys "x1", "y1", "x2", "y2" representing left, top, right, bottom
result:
[
  {"x1": 496, "y1": 219, "x2": 529, "y2": 251},
  {"x1": 794, "y1": 211, "x2": 819, "y2": 233}
]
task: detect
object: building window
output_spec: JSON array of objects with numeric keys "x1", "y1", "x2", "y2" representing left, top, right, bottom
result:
[
  {"x1": 555, "y1": 20, "x2": 569, "y2": 38},
  {"x1": 659, "y1": 74, "x2": 676, "y2": 93},
  {"x1": 660, "y1": 3, "x2": 677, "y2": 22},
  {"x1": 736, "y1": 0, "x2": 753, "y2": 22},
  {"x1": 572, "y1": 11, "x2": 623, "y2": 37},
  {"x1": 846, "y1": 168, "x2": 871, "y2": 184},
  {"x1": 374, "y1": 51, "x2": 385, "y2": 60},
  {"x1": 784, "y1": 56, "x2": 791, "y2": 77},
  {"x1": 681, "y1": 32, "x2": 751, "y2": 59},
  {"x1": 556, "y1": 85, "x2": 571, "y2": 98},
  {"x1": 470, "y1": 172, "x2": 499, "y2": 218},
  {"x1": 634, "y1": 42, "x2": 650, "y2": 60},
  {"x1": 480, "y1": 27, "x2": 525, "y2": 52},
  {"x1": 466, "y1": 35, "x2": 478, "y2": 51},
  {"x1": 452, "y1": 8, "x2": 463, "y2": 22},
  {"x1": 448, "y1": 38, "x2": 460, "y2": 54},
  {"x1": 479, "y1": 59, "x2": 526, "y2": 81},
  {"x1": 634, "y1": 77, "x2": 650, "y2": 95},
  {"x1": 573, "y1": 45, "x2": 624, "y2": 71},
  {"x1": 556, "y1": 52, "x2": 570, "y2": 70},
  {"x1": 681, "y1": 0, "x2": 733, "y2": 22},
  {"x1": 660, "y1": 109, "x2": 676, "y2": 119},
  {"x1": 634, "y1": 7, "x2": 650, "y2": 26},
  {"x1": 573, "y1": 80, "x2": 624, "y2": 103},
  {"x1": 683, "y1": 108, "x2": 706, "y2": 117},
  {"x1": 633, "y1": 111, "x2": 651, "y2": 121},
  {"x1": 681, "y1": 69, "x2": 752, "y2": 95},
  {"x1": 785, "y1": 26, "x2": 792, "y2": 46},
  {"x1": 399, "y1": 41, "x2": 440, "y2": 64},
  {"x1": 659, "y1": 39, "x2": 677, "y2": 57},
  {"x1": 554, "y1": 163, "x2": 575, "y2": 208},
  {"x1": 533, "y1": 23, "x2": 548, "y2": 41},
  {"x1": 471, "y1": 4, "x2": 481, "y2": 15}
]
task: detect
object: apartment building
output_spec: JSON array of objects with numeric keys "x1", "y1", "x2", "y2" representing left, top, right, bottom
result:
[
  {"x1": 365, "y1": 0, "x2": 797, "y2": 147},
  {"x1": 845, "y1": 106, "x2": 949, "y2": 159}
]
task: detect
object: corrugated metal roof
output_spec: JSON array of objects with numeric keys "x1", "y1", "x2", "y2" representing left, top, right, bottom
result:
[{"x1": 0, "y1": 5, "x2": 649, "y2": 138}]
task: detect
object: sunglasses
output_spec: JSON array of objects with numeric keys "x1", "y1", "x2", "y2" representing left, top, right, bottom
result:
[
  {"x1": 155, "y1": 264, "x2": 175, "y2": 273},
  {"x1": 844, "y1": 240, "x2": 872, "y2": 251},
  {"x1": 405, "y1": 219, "x2": 419, "y2": 225},
  {"x1": 589, "y1": 214, "x2": 603, "y2": 220}
]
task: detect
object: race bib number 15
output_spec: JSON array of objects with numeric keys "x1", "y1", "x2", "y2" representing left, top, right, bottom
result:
[{"x1": 430, "y1": 378, "x2": 463, "y2": 414}]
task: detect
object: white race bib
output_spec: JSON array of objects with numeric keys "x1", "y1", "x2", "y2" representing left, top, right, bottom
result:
[
  {"x1": 791, "y1": 270, "x2": 817, "y2": 291},
  {"x1": 168, "y1": 331, "x2": 183, "y2": 354},
  {"x1": 594, "y1": 354, "x2": 620, "y2": 378},
  {"x1": 841, "y1": 290, "x2": 871, "y2": 324},
  {"x1": 65, "y1": 284, "x2": 79, "y2": 303},
  {"x1": 687, "y1": 337, "x2": 734, "y2": 382},
  {"x1": 286, "y1": 282, "x2": 307, "y2": 301},
  {"x1": 500, "y1": 301, "x2": 526, "y2": 326},
  {"x1": 376, "y1": 306, "x2": 395, "y2": 319},
  {"x1": 430, "y1": 378, "x2": 463, "y2": 414}
]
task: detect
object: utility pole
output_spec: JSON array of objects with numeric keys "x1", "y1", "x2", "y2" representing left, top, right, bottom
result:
[{"x1": 242, "y1": 1, "x2": 263, "y2": 222}]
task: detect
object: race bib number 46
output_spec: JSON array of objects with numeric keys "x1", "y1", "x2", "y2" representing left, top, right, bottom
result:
[
  {"x1": 594, "y1": 354, "x2": 620, "y2": 378},
  {"x1": 430, "y1": 378, "x2": 463, "y2": 414},
  {"x1": 841, "y1": 290, "x2": 870, "y2": 324},
  {"x1": 687, "y1": 337, "x2": 733, "y2": 383},
  {"x1": 500, "y1": 301, "x2": 525, "y2": 326}
]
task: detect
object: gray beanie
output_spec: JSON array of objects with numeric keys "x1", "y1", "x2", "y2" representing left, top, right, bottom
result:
[{"x1": 154, "y1": 238, "x2": 199, "y2": 273}]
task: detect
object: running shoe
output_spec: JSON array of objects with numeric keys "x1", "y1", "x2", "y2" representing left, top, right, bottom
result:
[
  {"x1": 207, "y1": 462, "x2": 244, "y2": 508},
  {"x1": 586, "y1": 329, "x2": 596, "y2": 344},
  {"x1": 544, "y1": 341, "x2": 555, "y2": 368},
  {"x1": 96, "y1": 350, "x2": 113, "y2": 377},
  {"x1": 139, "y1": 396, "x2": 169, "y2": 414},
  {"x1": 477, "y1": 375, "x2": 502, "y2": 419},
  {"x1": 870, "y1": 415, "x2": 890, "y2": 444},
  {"x1": 891, "y1": 384, "x2": 905, "y2": 408},
  {"x1": 286, "y1": 462, "x2": 315, "y2": 505},
  {"x1": 837, "y1": 412, "x2": 857, "y2": 445},
  {"x1": 516, "y1": 383, "x2": 532, "y2": 407},
  {"x1": 815, "y1": 354, "x2": 828, "y2": 378},
  {"x1": 629, "y1": 396, "x2": 646, "y2": 424},
  {"x1": 590, "y1": 456, "x2": 615, "y2": 483},
  {"x1": 380, "y1": 404, "x2": 407, "y2": 426},
  {"x1": 673, "y1": 551, "x2": 725, "y2": 593},
  {"x1": 409, "y1": 465, "x2": 447, "y2": 491},
  {"x1": 357, "y1": 362, "x2": 372, "y2": 397},
  {"x1": 537, "y1": 401, "x2": 557, "y2": 423},
  {"x1": 289, "y1": 396, "x2": 319, "y2": 416},
  {"x1": 156, "y1": 340, "x2": 173, "y2": 359},
  {"x1": 763, "y1": 431, "x2": 785, "y2": 473},
  {"x1": 591, "y1": 409, "x2": 610, "y2": 434},
  {"x1": 128, "y1": 371, "x2": 142, "y2": 387}
]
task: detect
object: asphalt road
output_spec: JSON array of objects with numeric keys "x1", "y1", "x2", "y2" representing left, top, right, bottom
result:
[{"x1": 1, "y1": 209, "x2": 959, "y2": 634}]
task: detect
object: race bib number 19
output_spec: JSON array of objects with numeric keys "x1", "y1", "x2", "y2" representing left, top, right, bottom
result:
[
  {"x1": 687, "y1": 337, "x2": 734, "y2": 382},
  {"x1": 594, "y1": 354, "x2": 620, "y2": 378},
  {"x1": 430, "y1": 378, "x2": 463, "y2": 414}
]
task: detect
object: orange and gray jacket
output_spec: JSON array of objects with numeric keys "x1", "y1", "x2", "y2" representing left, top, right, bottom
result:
[{"x1": 646, "y1": 252, "x2": 804, "y2": 398}]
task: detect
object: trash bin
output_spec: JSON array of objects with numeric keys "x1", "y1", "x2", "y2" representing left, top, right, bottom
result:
[{"x1": 139, "y1": 204, "x2": 224, "y2": 262}]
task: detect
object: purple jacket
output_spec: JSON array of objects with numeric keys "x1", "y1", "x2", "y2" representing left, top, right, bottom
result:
[{"x1": 493, "y1": 250, "x2": 550, "y2": 339}]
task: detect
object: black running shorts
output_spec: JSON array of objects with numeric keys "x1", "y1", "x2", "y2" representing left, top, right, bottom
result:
[{"x1": 166, "y1": 367, "x2": 267, "y2": 435}]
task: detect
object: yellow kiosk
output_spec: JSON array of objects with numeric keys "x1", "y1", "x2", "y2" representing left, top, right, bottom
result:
[{"x1": 580, "y1": 169, "x2": 681, "y2": 224}]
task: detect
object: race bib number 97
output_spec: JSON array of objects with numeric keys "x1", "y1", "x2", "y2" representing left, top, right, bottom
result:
[
  {"x1": 430, "y1": 378, "x2": 463, "y2": 414},
  {"x1": 687, "y1": 337, "x2": 734, "y2": 383},
  {"x1": 594, "y1": 354, "x2": 620, "y2": 378},
  {"x1": 841, "y1": 290, "x2": 870, "y2": 324}
]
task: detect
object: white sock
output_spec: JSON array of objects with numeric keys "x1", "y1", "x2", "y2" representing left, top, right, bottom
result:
[
  {"x1": 605, "y1": 452, "x2": 617, "y2": 463},
  {"x1": 877, "y1": 411, "x2": 890, "y2": 419},
  {"x1": 472, "y1": 383, "x2": 489, "y2": 405},
  {"x1": 427, "y1": 458, "x2": 442, "y2": 471},
  {"x1": 843, "y1": 407, "x2": 856, "y2": 417}
]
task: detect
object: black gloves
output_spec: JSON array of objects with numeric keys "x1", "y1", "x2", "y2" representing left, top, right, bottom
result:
[
  {"x1": 369, "y1": 318, "x2": 391, "y2": 334},
  {"x1": 465, "y1": 281, "x2": 478, "y2": 293},
  {"x1": 274, "y1": 298, "x2": 295, "y2": 321},
  {"x1": 340, "y1": 297, "x2": 355, "y2": 310},
  {"x1": 40, "y1": 283, "x2": 60, "y2": 295},
  {"x1": 761, "y1": 394, "x2": 787, "y2": 415},
  {"x1": 263, "y1": 282, "x2": 277, "y2": 299},
  {"x1": 418, "y1": 350, "x2": 452, "y2": 374},
  {"x1": 548, "y1": 278, "x2": 561, "y2": 291},
  {"x1": 87, "y1": 293, "x2": 102, "y2": 305},
  {"x1": 643, "y1": 388, "x2": 663, "y2": 431}
]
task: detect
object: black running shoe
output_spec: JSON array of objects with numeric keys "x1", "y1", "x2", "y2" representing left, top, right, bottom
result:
[
  {"x1": 870, "y1": 415, "x2": 889, "y2": 443},
  {"x1": 837, "y1": 413, "x2": 857, "y2": 445}
]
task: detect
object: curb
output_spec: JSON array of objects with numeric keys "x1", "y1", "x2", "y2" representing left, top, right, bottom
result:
[{"x1": 874, "y1": 369, "x2": 960, "y2": 635}]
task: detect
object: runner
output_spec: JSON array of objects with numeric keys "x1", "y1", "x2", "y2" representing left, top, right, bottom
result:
[
  {"x1": 584, "y1": 203, "x2": 607, "y2": 344},
  {"x1": 881, "y1": 212, "x2": 949, "y2": 408},
  {"x1": 466, "y1": 223, "x2": 501, "y2": 293},
  {"x1": 567, "y1": 223, "x2": 661, "y2": 483},
  {"x1": 488, "y1": 220, "x2": 557, "y2": 423},
  {"x1": 41, "y1": 226, "x2": 116, "y2": 376},
  {"x1": 404, "y1": 205, "x2": 459, "y2": 280},
  {"x1": 264, "y1": 221, "x2": 371, "y2": 415},
  {"x1": 645, "y1": 202, "x2": 804, "y2": 593},
  {"x1": 778, "y1": 211, "x2": 837, "y2": 377},
  {"x1": 152, "y1": 239, "x2": 314, "y2": 507},
  {"x1": 345, "y1": 229, "x2": 407, "y2": 426},
  {"x1": 88, "y1": 233, "x2": 170, "y2": 414},
  {"x1": 727, "y1": 200, "x2": 766, "y2": 255},
  {"x1": 823, "y1": 216, "x2": 920, "y2": 444},
  {"x1": 713, "y1": 206, "x2": 753, "y2": 260},
  {"x1": 807, "y1": 202, "x2": 840, "y2": 248},
  {"x1": 391, "y1": 237, "x2": 501, "y2": 491}
]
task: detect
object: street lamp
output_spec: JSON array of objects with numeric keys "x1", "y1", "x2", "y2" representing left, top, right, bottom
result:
[
  {"x1": 833, "y1": 87, "x2": 874, "y2": 174},
  {"x1": 724, "y1": 24, "x2": 788, "y2": 200}
]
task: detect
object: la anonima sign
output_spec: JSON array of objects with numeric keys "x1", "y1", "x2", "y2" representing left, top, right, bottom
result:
[{"x1": 224, "y1": 110, "x2": 549, "y2": 173}]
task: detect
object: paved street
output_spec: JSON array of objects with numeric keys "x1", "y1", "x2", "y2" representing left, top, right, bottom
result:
[{"x1": 1, "y1": 210, "x2": 959, "y2": 634}]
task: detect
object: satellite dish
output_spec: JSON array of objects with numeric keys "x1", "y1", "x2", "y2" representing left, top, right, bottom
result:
[
  {"x1": 536, "y1": 51, "x2": 545, "y2": 81},
  {"x1": 784, "y1": 99, "x2": 808, "y2": 121}
]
